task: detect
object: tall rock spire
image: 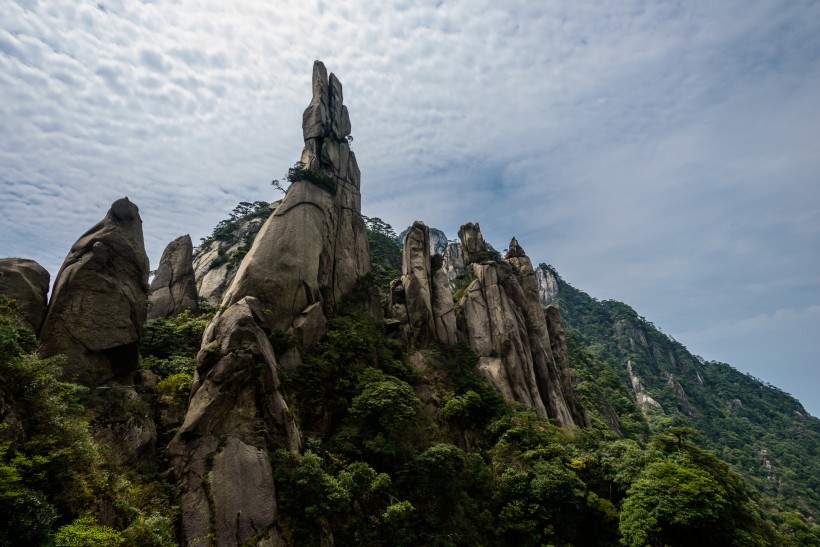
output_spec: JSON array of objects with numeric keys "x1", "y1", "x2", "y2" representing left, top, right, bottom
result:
[{"x1": 169, "y1": 61, "x2": 369, "y2": 546}]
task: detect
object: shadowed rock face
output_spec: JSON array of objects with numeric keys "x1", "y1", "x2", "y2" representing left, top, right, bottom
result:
[
  {"x1": 170, "y1": 61, "x2": 368, "y2": 546},
  {"x1": 0, "y1": 258, "x2": 50, "y2": 334},
  {"x1": 39, "y1": 197, "x2": 149, "y2": 386},
  {"x1": 148, "y1": 234, "x2": 199, "y2": 319},
  {"x1": 455, "y1": 229, "x2": 588, "y2": 427}
]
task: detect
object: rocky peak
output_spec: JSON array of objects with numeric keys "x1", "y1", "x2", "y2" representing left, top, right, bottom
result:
[
  {"x1": 0, "y1": 258, "x2": 50, "y2": 334},
  {"x1": 535, "y1": 264, "x2": 560, "y2": 306},
  {"x1": 39, "y1": 197, "x2": 149, "y2": 386},
  {"x1": 148, "y1": 234, "x2": 199, "y2": 319},
  {"x1": 458, "y1": 222, "x2": 488, "y2": 265},
  {"x1": 386, "y1": 221, "x2": 458, "y2": 348},
  {"x1": 169, "y1": 61, "x2": 368, "y2": 546},
  {"x1": 454, "y1": 223, "x2": 587, "y2": 427}
]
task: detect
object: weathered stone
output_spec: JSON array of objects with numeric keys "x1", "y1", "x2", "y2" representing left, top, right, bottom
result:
[
  {"x1": 458, "y1": 222, "x2": 488, "y2": 265},
  {"x1": 172, "y1": 61, "x2": 367, "y2": 545},
  {"x1": 431, "y1": 261, "x2": 458, "y2": 345},
  {"x1": 401, "y1": 221, "x2": 434, "y2": 346},
  {"x1": 169, "y1": 297, "x2": 300, "y2": 546},
  {"x1": 535, "y1": 264, "x2": 560, "y2": 306},
  {"x1": 454, "y1": 226, "x2": 587, "y2": 427},
  {"x1": 39, "y1": 197, "x2": 149, "y2": 386},
  {"x1": 0, "y1": 258, "x2": 50, "y2": 333},
  {"x1": 148, "y1": 234, "x2": 199, "y2": 319},
  {"x1": 441, "y1": 241, "x2": 466, "y2": 290},
  {"x1": 193, "y1": 208, "x2": 274, "y2": 306},
  {"x1": 209, "y1": 437, "x2": 278, "y2": 545}
]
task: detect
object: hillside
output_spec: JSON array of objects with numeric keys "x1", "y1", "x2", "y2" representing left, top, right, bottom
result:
[{"x1": 538, "y1": 264, "x2": 820, "y2": 517}]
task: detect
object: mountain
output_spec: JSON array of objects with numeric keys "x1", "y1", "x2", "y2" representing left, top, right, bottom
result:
[
  {"x1": 1, "y1": 61, "x2": 818, "y2": 546},
  {"x1": 536, "y1": 264, "x2": 820, "y2": 518}
]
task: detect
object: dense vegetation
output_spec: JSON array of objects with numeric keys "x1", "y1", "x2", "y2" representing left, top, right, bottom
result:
[{"x1": 1, "y1": 218, "x2": 818, "y2": 545}]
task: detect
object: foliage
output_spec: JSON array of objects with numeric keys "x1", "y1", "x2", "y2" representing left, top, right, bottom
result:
[
  {"x1": 200, "y1": 200, "x2": 272, "y2": 247},
  {"x1": 363, "y1": 216, "x2": 402, "y2": 299},
  {"x1": 54, "y1": 515, "x2": 125, "y2": 547},
  {"x1": 286, "y1": 161, "x2": 337, "y2": 194}
]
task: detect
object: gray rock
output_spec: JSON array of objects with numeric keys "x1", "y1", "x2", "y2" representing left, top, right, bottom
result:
[
  {"x1": 454, "y1": 226, "x2": 587, "y2": 427},
  {"x1": 148, "y1": 234, "x2": 199, "y2": 319},
  {"x1": 458, "y1": 222, "x2": 489, "y2": 265},
  {"x1": 222, "y1": 61, "x2": 369, "y2": 330},
  {"x1": 0, "y1": 258, "x2": 50, "y2": 334},
  {"x1": 400, "y1": 221, "x2": 434, "y2": 346},
  {"x1": 441, "y1": 241, "x2": 466, "y2": 291},
  {"x1": 431, "y1": 258, "x2": 458, "y2": 345},
  {"x1": 193, "y1": 207, "x2": 274, "y2": 306},
  {"x1": 169, "y1": 297, "x2": 300, "y2": 546},
  {"x1": 535, "y1": 264, "x2": 560, "y2": 306},
  {"x1": 172, "y1": 61, "x2": 367, "y2": 545},
  {"x1": 39, "y1": 197, "x2": 149, "y2": 386}
]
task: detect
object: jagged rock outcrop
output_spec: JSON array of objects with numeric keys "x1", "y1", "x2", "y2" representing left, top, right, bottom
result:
[
  {"x1": 386, "y1": 222, "x2": 457, "y2": 348},
  {"x1": 398, "y1": 226, "x2": 449, "y2": 255},
  {"x1": 170, "y1": 61, "x2": 368, "y2": 546},
  {"x1": 39, "y1": 197, "x2": 150, "y2": 386},
  {"x1": 455, "y1": 228, "x2": 587, "y2": 427},
  {"x1": 148, "y1": 234, "x2": 199, "y2": 319},
  {"x1": 535, "y1": 264, "x2": 560, "y2": 306},
  {"x1": 458, "y1": 222, "x2": 489, "y2": 265},
  {"x1": 193, "y1": 203, "x2": 276, "y2": 305},
  {"x1": 0, "y1": 258, "x2": 50, "y2": 333},
  {"x1": 626, "y1": 360, "x2": 662, "y2": 414},
  {"x1": 441, "y1": 241, "x2": 466, "y2": 291}
]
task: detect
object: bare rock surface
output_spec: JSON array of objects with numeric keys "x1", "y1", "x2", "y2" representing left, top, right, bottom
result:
[
  {"x1": 168, "y1": 296, "x2": 299, "y2": 546},
  {"x1": 0, "y1": 258, "x2": 50, "y2": 333},
  {"x1": 148, "y1": 234, "x2": 198, "y2": 319},
  {"x1": 170, "y1": 61, "x2": 367, "y2": 545},
  {"x1": 387, "y1": 222, "x2": 458, "y2": 348},
  {"x1": 455, "y1": 227, "x2": 587, "y2": 426},
  {"x1": 39, "y1": 197, "x2": 149, "y2": 386}
]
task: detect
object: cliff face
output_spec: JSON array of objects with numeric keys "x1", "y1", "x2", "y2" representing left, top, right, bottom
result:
[{"x1": 169, "y1": 61, "x2": 368, "y2": 546}]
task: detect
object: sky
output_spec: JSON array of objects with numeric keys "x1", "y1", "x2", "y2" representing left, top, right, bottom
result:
[{"x1": 1, "y1": 0, "x2": 818, "y2": 416}]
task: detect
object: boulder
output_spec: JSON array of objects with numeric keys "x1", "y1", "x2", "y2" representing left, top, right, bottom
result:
[
  {"x1": 39, "y1": 197, "x2": 149, "y2": 386},
  {"x1": 0, "y1": 258, "x2": 50, "y2": 334},
  {"x1": 148, "y1": 234, "x2": 199, "y2": 319}
]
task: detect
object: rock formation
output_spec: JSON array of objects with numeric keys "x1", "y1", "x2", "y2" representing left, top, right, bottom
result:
[
  {"x1": 169, "y1": 61, "x2": 368, "y2": 546},
  {"x1": 386, "y1": 221, "x2": 457, "y2": 348},
  {"x1": 535, "y1": 264, "x2": 560, "y2": 306},
  {"x1": 148, "y1": 235, "x2": 199, "y2": 319},
  {"x1": 455, "y1": 227, "x2": 587, "y2": 427},
  {"x1": 193, "y1": 203, "x2": 276, "y2": 305},
  {"x1": 0, "y1": 258, "x2": 50, "y2": 334},
  {"x1": 39, "y1": 197, "x2": 150, "y2": 386},
  {"x1": 441, "y1": 240, "x2": 466, "y2": 290}
]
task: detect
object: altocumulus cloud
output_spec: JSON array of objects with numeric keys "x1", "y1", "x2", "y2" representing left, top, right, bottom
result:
[{"x1": 0, "y1": 0, "x2": 819, "y2": 414}]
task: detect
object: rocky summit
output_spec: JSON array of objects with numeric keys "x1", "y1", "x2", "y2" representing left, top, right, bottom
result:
[
  {"x1": 39, "y1": 197, "x2": 150, "y2": 386},
  {"x1": 0, "y1": 258, "x2": 50, "y2": 334},
  {"x1": 148, "y1": 234, "x2": 199, "y2": 319},
  {"x1": 169, "y1": 60, "x2": 369, "y2": 546}
]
